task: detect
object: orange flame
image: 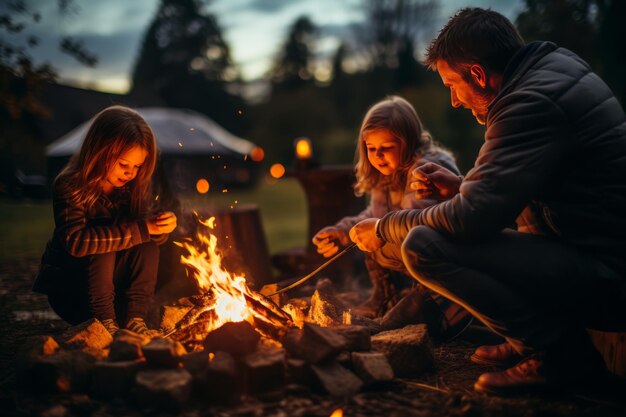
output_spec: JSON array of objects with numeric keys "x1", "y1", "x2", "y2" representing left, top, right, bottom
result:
[
  {"x1": 177, "y1": 215, "x2": 252, "y2": 327},
  {"x1": 175, "y1": 213, "x2": 290, "y2": 339}
]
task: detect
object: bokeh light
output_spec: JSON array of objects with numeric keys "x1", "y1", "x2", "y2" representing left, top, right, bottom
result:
[
  {"x1": 295, "y1": 137, "x2": 313, "y2": 159},
  {"x1": 196, "y1": 178, "x2": 210, "y2": 194},
  {"x1": 250, "y1": 146, "x2": 265, "y2": 162},
  {"x1": 269, "y1": 163, "x2": 285, "y2": 179}
]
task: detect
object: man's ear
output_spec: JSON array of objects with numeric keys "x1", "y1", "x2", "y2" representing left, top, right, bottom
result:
[{"x1": 470, "y1": 64, "x2": 487, "y2": 89}]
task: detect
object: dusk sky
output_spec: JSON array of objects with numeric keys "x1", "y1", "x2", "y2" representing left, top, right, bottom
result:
[{"x1": 9, "y1": 0, "x2": 524, "y2": 94}]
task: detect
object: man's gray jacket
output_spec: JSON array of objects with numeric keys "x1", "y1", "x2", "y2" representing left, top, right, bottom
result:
[{"x1": 378, "y1": 41, "x2": 626, "y2": 278}]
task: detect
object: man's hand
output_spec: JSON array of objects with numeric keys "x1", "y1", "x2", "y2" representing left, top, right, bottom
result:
[
  {"x1": 349, "y1": 218, "x2": 384, "y2": 252},
  {"x1": 410, "y1": 162, "x2": 462, "y2": 200},
  {"x1": 312, "y1": 226, "x2": 349, "y2": 257},
  {"x1": 147, "y1": 211, "x2": 177, "y2": 235}
]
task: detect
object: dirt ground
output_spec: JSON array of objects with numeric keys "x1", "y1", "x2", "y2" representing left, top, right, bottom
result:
[{"x1": 1, "y1": 258, "x2": 625, "y2": 417}]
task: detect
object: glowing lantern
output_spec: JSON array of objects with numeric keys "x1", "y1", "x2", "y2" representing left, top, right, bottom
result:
[
  {"x1": 295, "y1": 137, "x2": 313, "y2": 159},
  {"x1": 196, "y1": 178, "x2": 210, "y2": 194},
  {"x1": 329, "y1": 409, "x2": 343, "y2": 417},
  {"x1": 269, "y1": 163, "x2": 285, "y2": 179},
  {"x1": 250, "y1": 146, "x2": 265, "y2": 162}
]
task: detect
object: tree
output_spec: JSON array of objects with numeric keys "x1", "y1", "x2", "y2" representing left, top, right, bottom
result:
[
  {"x1": 131, "y1": 0, "x2": 245, "y2": 133},
  {"x1": 1, "y1": 0, "x2": 96, "y2": 195},
  {"x1": 516, "y1": 0, "x2": 626, "y2": 105},
  {"x1": 354, "y1": 0, "x2": 438, "y2": 88},
  {"x1": 0, "y1": 0, "x2": 96, "y2": 120},
  {"x1": 269, "y1": 16, "x2": 317, "y2": 91}
]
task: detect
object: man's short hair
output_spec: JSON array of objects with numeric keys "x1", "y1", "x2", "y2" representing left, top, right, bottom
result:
[{"x1": 425, "y1": 8, "x2": 524, "y2": 74}]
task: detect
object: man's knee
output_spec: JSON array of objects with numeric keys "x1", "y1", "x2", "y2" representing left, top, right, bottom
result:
[
  {"x1": 400, "y1": 225, "x2": 453, "y2": 285},
  {"x1": 131, "y1": 241, "x2": 160, "y2": 264},
  {"x1": 401, "y1": 225, "x2": 444, "y2": 264}
]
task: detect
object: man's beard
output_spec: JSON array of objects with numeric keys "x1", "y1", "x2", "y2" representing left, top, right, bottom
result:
[{"x1": 470, "y1": 82, "x2": 496, "y2": 125}]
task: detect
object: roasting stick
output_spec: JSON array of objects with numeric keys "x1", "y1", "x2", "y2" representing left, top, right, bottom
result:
[{"x1": 268, "y1": 242, "x2": 358, "y2": 296}]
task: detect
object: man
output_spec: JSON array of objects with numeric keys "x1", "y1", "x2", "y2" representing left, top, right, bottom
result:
[{"x1": 349, "y1": 8, "x2": 626, "y2": 395}]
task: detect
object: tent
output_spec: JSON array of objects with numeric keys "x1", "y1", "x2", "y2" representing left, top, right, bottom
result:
[{"x1": 46, "y1": 107, "x2": 260, "y2": 192}]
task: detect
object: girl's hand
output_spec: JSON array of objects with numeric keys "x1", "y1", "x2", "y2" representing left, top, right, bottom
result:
[
  {"x1": 312, "y1": 226, "x2": 349, "y2": 257},
  {"x1": 349, "y1": 218, "x2": 384, "y2": 252},
  {"x1": 147, "y1": 211, "x2": 177, "y2": 235},
  {"x1": 410, "y1": 162, "x2": 462, "y2": 200}
]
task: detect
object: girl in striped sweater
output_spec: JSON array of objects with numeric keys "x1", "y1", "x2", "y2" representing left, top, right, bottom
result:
[{"x1": 34, "y1": 106, "x2": 177, "y2": 336}]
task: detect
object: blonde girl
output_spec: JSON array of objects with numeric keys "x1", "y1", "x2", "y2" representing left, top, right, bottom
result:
[{"x1": 312, "y1": 96, "x2": 468, "y2": 338}]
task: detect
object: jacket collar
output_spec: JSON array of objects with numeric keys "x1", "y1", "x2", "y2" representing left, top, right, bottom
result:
[{"x1": 488, "y1": 41, "x2": 558, "y2": 113}]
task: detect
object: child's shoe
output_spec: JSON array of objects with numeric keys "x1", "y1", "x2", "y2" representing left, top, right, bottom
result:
[
  {"x1": 101, "y1": 318, "x2": 120, "y2": 337},
  {"x1": 126, "y1": 317, "x2": 162, "y2": 338}
]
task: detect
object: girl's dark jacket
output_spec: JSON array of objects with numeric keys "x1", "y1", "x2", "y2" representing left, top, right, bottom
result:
[
  {"x1": 33, "y1": 183, "x2": 168, "y2": 294},
  {"x1": 377, "y1": 41, "x2": 626, "y2": 279}
]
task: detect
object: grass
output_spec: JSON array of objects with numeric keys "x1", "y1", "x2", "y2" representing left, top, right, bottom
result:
[{"x1": 0, "y1": 177, "x2": 308, "y2": 262}]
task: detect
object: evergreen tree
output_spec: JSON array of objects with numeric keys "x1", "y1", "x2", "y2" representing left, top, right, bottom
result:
[
  {"x1": 269, "y1": 16, "x2": 316, "y2": 91},
  {"x1": 131, "y1": 0, "x2": 245, "y2": 132}
]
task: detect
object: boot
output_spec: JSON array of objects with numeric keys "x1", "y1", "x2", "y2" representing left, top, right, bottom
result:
[
  {"x1": 471, "y1": 342, "x2": 522, "y2": 367},
  {"x1": 352, "y1": 258, "x2": 396, "y2": 318},
  {"x1": 379, "y1": 287, "x2": 426, "y2": 330}
]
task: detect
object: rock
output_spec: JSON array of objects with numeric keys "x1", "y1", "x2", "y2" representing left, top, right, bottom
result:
[
  {"x1": 371, "y1": 324, "x2": 434, "y2": 377},
  {"x1": 60, "y1": 319, "x2": 113, "y2": 353},
  {"x1": 203, "y1": 321, "x2": 260, "y2": 357},
  {"x1": 180, "y1": 350, "x2": 211, "y2": 377},
  {"x1": 23, "y1": 351, "x2": 96, "y2": 394},
  {"x1": 108, "y1": 330, "x2": 150, "y2": 361},
  {"x1": 286, "y1": 358, "x2": 312, "y2": 386},
  {"x1": 332, "y1": 325, "x2": 371, "y2": 351},
  {"x1": 135, "y1": 368, "x2": 193, "y2": 410},
  {"x1": 351, "y1": 352, "x2": 394, "y2": 385},
  {"x1": 259, "y1": 283, "x2": 288, "y2": 307},
  {"x1": 336, "y1": 351, "x2": 351, "y2": 367},
  {"x1": 282, "y1": 324, "x2": 347, "y2": 364},
  {"x1": 159, "y1": 300, "x2": 194, "y2": 332},
  {"x1": 142, "y1": 338, "x2": 187, "y2": 368},
  {"x1": 40, "y1": 404, "x2": 68, "y2": 417},
  {"x1": 281, "y1": 303, "x2": 306, "y2": 328},
  {"x1": 307, "y1": 289, "x2": 344, "y2": 327},
  {"x1": 16, "y1": 335, "x2": 62, "y2": 387},
  {"x1": 310, "y1": 361, "x2": 363, "y2": 397},
  {"x1": 241, "y1": 345, "x2": 285, "y2": 394},
  {"x1": 202, "y1": 351, "x2": 241, "y2": 404},
  {"x1": 19, "y1": 335, "x2": 61, "y2": 359},
  {"x1": 92, "y1": 360, "x2": 146, "y2": 399},
  {"x1": 348, "y1": 316, "x2": 384, "y2": 334}
]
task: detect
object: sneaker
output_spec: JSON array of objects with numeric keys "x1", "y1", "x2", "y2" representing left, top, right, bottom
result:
[
  {"x1": 126, "y1": 317, "x2": 162, "y2": 338},
  {"x1": 101, "y1": 318, "x2": 120, "y2": 337},
  {"x1": 471, "y1": 342, "x2": 523, "y2": 367}
]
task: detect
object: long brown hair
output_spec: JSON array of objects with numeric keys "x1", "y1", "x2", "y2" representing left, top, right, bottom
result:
[
  {"x1": 354, "y1": 96, "x2": 434, "y2": 196},
  {"x1": 55, "y1": 105, "x2": 157, "y2": 216}
]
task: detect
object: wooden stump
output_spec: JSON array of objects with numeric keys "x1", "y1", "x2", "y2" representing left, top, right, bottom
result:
[{"x1": 587, "y1": 329, "x2": 626, "y2": 378}]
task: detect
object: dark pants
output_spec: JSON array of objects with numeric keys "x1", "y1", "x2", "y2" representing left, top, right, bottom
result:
[
  {"x1": 400, "y1": 226, "x2": 625, "y2": 357},
  {"x1": 47, "y1": 242, "x2": 159, "y2": 325}
]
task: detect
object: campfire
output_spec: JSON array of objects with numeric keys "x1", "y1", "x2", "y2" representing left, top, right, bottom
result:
[
  {"x1": 17, "y1": 213, "x2": 436, "y2": 409},
  {"x1": 167, "y1": 213, "x2": 293, "y2": 347}
]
